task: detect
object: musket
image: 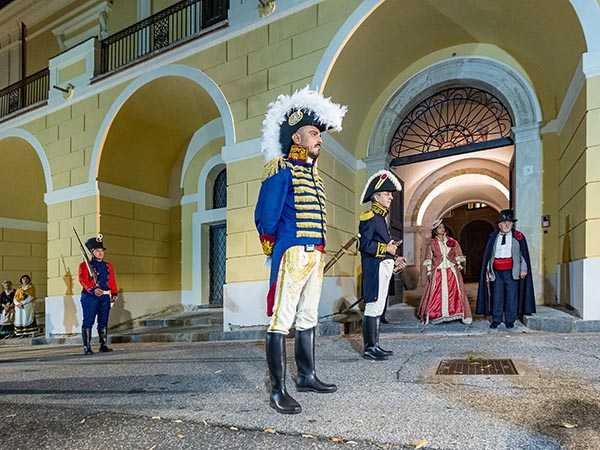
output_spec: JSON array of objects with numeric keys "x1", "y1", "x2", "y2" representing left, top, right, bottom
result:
[
  {"x1": 73, "y1": 227, "x2": 97, "y2": 285},
  {"x1": 323, "y1": 234, "x2": 359, "y2": 274}
]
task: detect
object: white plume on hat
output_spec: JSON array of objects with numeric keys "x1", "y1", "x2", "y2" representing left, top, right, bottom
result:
[
  {"x1": 261, "y1": 86, "x2": 347, "y2": 162},
  {"x1": 359, "y1": 169, "x2": 402, "y2": 204}
]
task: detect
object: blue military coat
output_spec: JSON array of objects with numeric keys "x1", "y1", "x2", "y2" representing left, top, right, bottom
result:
[{"x1": 359, "y1": 204, "x2": 394, "y2": 303}]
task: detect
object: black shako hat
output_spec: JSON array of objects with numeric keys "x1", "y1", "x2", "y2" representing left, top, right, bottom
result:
[
  {"x1": 497, "y1": 209, "x2": 517, "y2": 223},
  {"x1": 85, "y1": 234, "x2": 106, "y2": 252},
  {"x1": 360, "y1": 170, "x2": 402, "y2": 204}
]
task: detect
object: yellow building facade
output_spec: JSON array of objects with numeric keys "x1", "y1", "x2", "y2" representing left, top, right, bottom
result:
[{"x1": 1, "y1": 0, "x2": 599, "y2": 337}]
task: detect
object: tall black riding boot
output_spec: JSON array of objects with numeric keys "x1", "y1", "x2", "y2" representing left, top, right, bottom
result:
[
  {"x1": 362, "y1": 316, "x2": 387, "y2": 361},
  {"x1": 266, "y1": 332, "x2": 301, "y2": 414},
  {"x1": 82, "y1": 327, "x2": 93, "y2": 355},
  {"x1": 295, "y1": 327, "x2": 337, "y2": 393},
  {"x1": 376, "y1": 315, "x2": 393, "y2": 356},
  {"x1": 98, "y1": 328, "x2": 113, "y2": 353}
]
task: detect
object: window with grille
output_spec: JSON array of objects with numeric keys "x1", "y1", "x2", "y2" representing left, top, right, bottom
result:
[{"x1": 212, "y1": 168, "x2": 227, "y2": 209}]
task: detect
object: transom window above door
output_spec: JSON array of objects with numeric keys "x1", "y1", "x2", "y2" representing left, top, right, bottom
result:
[{"x1": 390, "y1": 86, "x2": 513, "y2": 159}]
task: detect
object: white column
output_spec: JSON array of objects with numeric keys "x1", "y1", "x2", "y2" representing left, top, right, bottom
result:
[{"x1": 512, "y1": 123, "x2": 543, "y2": 303}]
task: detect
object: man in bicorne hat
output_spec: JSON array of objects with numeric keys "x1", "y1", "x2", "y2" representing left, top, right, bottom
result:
[
  {"x1": 475, "y1": 209, "x2": 535, "y2": 328},
  {"x1": 255, "y1": 87, "x2": 347, "y2": 414},
  {"x1": 358, "y1": 170, "x2": 405, "y2": 360},
  {"x1": 78, "y1": 234, "x2": 118, "y2": 355}
]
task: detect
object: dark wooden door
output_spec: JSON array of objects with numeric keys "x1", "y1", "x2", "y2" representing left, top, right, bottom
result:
[{"x1": 460, "y1": 220, "x2": 494, "y2": 282}]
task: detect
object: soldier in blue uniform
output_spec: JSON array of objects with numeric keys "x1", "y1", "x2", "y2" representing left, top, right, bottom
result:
[
  {"x1": 255, "y1": 87, "x2": 347, "y2": 414},
  {"x1": 358, "y1": 170, "x2": 403, "y2": 361},
  {"x1": 78, "y1": 235, "x2": 118, "y2": 355}
]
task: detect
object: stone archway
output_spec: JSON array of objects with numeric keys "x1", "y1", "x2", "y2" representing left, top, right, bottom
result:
[{"x1": 367, "y1": 56, "x2": 543, "y2": 301}]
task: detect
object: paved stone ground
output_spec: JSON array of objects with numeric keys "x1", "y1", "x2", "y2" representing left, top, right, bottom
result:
[{"x1": 0, "y1": 329, "x2": 599, "y2": 449}]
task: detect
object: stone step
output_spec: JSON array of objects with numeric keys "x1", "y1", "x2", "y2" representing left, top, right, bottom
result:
[{"x1": 523, "y1": 306, "x2": 600, "y2": 333}]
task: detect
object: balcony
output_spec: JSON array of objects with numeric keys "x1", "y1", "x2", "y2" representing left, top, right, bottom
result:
[{"x1": 0, "y1": 0, "x2": 229, "y2": 122}]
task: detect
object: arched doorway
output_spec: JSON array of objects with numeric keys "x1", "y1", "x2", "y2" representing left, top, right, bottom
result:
[
  {"x1": 93, "y1": 69, "x2": 231, "y2": 321},
  {"x1": 460, "y1": 219, "x2": 495, "y2": 282},
  {"x1": 0, "y1": 132, "x2": 49, "y2": 333}
]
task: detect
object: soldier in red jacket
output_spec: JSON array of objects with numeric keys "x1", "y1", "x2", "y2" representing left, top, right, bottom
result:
[{"x1": 78, "y1": 235, "x2": 118, "y2": 355}]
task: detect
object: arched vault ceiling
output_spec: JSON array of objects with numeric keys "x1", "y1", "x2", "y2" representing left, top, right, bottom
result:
[
  {"x1": 98, "y1": 76, "x2": 219, "y2": 197},
  {"x1": 325, "y1": 0, "x2": 586, "y2": 155},
  {"x1": 0, "y1": 137, "x2": 46, "y2": 221}
]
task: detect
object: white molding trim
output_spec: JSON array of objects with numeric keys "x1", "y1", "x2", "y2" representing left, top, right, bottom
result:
[
  {"x1": 221, "y1": 138, "x2": 261, "y2": 163},
  {"x1": 311, "y1": 0, "x2": 384, "y2": 93},
  {"x1": 191, "y1": 207, "x2": 226, "y2": 307},
  {"x1": 51, "y1": 1, "x2": 111, "y2": 50},
  {"x1": 195, "y1": 154, "x2": 225, "y2": 210},
  {"x1": 98, "y1": 182, "x2": 175, "y2": 210},
  {"x1": 180, "y1": 118, "x2": 225, "y2": 188},
  {"x1": 542, "y1": 60, "x2": 584, "y2": 135},
  {"x1": 0, "y1": 217, "x2": 47, "y2": 231},
  {"x1": 87, "y1": 64, "x2": 235, "y2": 186},
  {"x1": 0, "y1": 0, "x2": 323, "y2": 133},
  {"x1": 322, "y1": 134, "x2": 365, "y2": 171},
  {"x1": 0, "y1": 128, "x2": 53, "y2": 193},
  {"x1": 541, "y1": 52, "x2": 600, "y2": 135},
  {"x1": 181, "y1": 193, "x2": 201, "y2": 205},
  {"x1": 44, "y1": 181, "x2": 97, "y2": 205},
  {"x1": 569, "y1": 0, "x2": 600, "y2": 52}
]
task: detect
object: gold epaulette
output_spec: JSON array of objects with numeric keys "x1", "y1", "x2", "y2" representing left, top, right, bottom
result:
[
  {"x1": 360, "y1": 210, "x2": 374, "y2": 221},
  {"x1": 263, "y1": 157, "x2": 292, "y2": 180}
]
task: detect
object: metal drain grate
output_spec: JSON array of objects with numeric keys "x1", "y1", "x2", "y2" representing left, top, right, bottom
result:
[{"x1": 436, "y1": 359, "x2": 518, "y2": 375}]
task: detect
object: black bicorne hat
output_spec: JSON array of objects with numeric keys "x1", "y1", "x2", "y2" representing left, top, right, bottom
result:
[
  {"x1": 360, "y1": 170, "x2": 402, "y2": 204},
  {"x1": 85, "y1": 234, "x2": 106, "y2": 251},
  {"x1": 497, "y1": 209, "x2": 517, "y2": 223}
]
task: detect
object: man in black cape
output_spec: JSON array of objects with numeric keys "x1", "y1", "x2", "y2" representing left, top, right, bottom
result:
[{"x1": 475, "y1": 209, "x2": 536, "y2": 328}]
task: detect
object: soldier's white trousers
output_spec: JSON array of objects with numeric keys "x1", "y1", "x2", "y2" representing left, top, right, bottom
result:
[
  {"x1": 268, "y1": 245, "x2": 324, "y2": 334},
  {"x1": 364, "y1": 259, "x2": 394, "y2": 317}
]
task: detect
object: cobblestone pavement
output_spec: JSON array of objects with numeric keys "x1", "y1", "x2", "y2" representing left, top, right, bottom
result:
[{"x1": 0, "y1": 330, "x2": 599, "y2": 449}]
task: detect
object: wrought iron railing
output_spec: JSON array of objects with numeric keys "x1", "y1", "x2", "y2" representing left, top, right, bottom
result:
[
  {"x1": 96, "y1": 0, "x2": 228, "y2": 77},
  {"x1": 0, "y1": 68, "x2": 49, "y2": 120}
]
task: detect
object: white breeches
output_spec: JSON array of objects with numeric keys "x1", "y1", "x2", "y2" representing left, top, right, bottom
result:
[
  {"x1": 268, "y1": 245, "x2": 324, "y2": 334},
  {"x1": 364, "y1": 259, "x2": 394, "y2": 317}
]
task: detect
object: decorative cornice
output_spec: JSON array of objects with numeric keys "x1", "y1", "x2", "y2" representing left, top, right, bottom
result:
[
  {"x1": 221, "y1": 138, "x2": 261, "y2": 163},
  {"x1": 0, "y1": 216, "x2": 46, "y2": 231},
  {"x1": 44, "y1": 181, "x2": 97, "y2": 205}
]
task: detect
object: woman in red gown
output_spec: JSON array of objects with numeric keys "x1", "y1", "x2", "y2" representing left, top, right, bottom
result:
[{"x1": 418, "y1": 220, "x2": 472, "y2": 325}]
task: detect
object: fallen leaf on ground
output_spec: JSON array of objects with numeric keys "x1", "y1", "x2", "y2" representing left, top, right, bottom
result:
[
  {"x1": 230, "y1": 426, "x2": 239, "y2": 431},
  {"x1": 151, "y1": 416, "x2": 161, "y2": 420},
  {"x1": 302, "y1": 434, "x2": 315, "y2": 439},
  {"x1": 263, "y1": 427, "x2": 276, "y2": 433},
  {"x1": 202, "y1": 420, "x2": 208, "y2": 426},
  {"x1": 346, "y1": 440, "x2": 358, "y2": 445},
  {"x1": 79, "y1": 418, "x2": 86, "y2": 424},
  {"x1": 176, "y1": 434, "x2": 185, "y2": 439},
  {"x1": 414, "y1": 438, "x2": 429, "y2": 448},
  {"x1": 214, "y1": 370, "x2": 223, "y2": 374},
  {"x1": 174, "y1": 420, "x2": 183, "y2": 423},
  {"x1": 561, "y1": 422, "x2": 578, "y2": 429},
  {"x1": 148, "y1": 446, "x2": 156, "y2": 450},
  {"x1": 330, "y1": 437, "x2": 345, "y2": 443}
]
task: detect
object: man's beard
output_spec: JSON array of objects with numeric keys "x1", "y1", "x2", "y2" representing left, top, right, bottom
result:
[{"x1": 308, "y1": 146, "x2": 320, "y2": 159}]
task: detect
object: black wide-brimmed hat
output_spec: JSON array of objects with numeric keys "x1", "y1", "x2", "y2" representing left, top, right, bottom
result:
[
  {"x1": 497, "y1": 209, "x2": 517, "y2": 223},
  {"x1": 85, "y1": 234, "x2": 106, "y2": 251},
  {"x1": 360, "y1": 170, "x2": 402, "y2": 204}
]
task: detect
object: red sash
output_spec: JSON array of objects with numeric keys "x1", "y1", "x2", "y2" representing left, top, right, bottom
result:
[{"x1": 493, "y1": 258, "x2": 513, "y2": 271}]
